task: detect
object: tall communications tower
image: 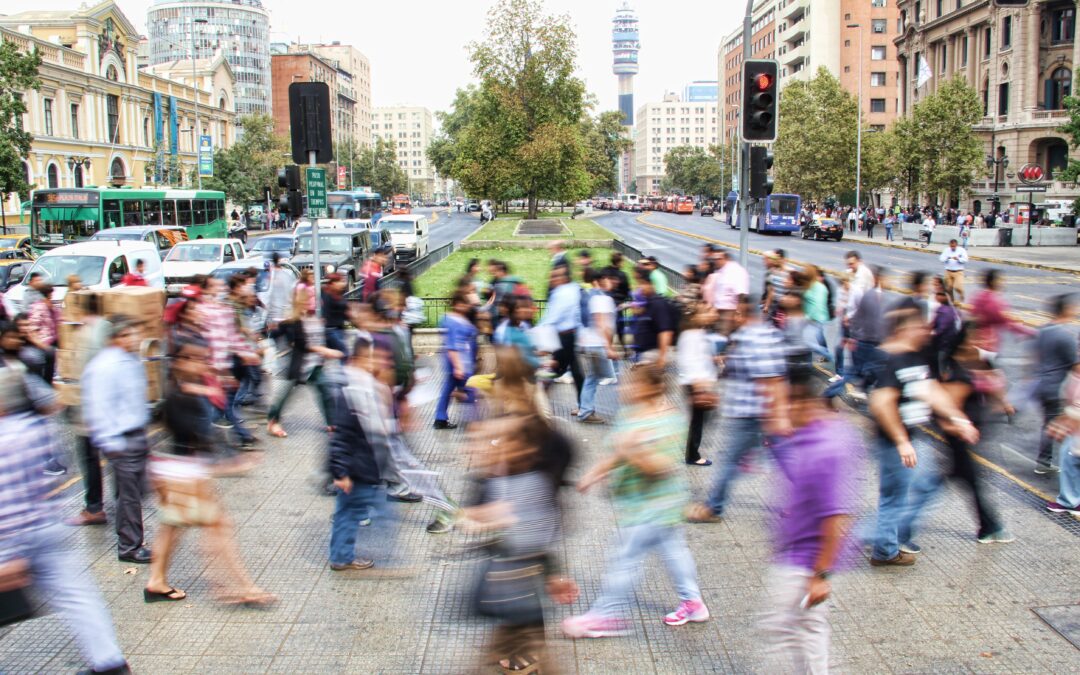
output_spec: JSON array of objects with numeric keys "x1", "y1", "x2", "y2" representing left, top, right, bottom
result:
[{"x1": 612, "y1": 2, "x2": 640, "y2": 192}]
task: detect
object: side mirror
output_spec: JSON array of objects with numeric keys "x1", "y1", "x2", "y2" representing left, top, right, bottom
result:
[{"x1": 9, "y1": 268, "x2": 26, "y2": 288}]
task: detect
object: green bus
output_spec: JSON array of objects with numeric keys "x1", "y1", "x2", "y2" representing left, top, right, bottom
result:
[{"x1": 30, "y1": 187, "x2": 228, "y2": 250}]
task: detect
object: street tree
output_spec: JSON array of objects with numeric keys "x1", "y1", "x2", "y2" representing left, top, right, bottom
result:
[
  {"x1": 908, "y1": 77, "x2": 983, "y2": 206},
  {"x1": 203, "y1": 113, "x2": 288, "y2": 206},
  {"x1": 662, "y1": 145, "x2": 722, "y2": 198},
  {"x1": 428, "y1": 86, "x2": 481, "y2": 182},
  {"x1": 0, "y1": 40, "x2": 42, "y2": 201},
  {"x1": 1057, "y1": 95, "x2": 1080, "y2": 183},
  {"x1": 580, "y1": 109, "x2": 631, "y2": 195},
  {"x1": 774, "y1": 67, "x2": 858, "y2": 202}
]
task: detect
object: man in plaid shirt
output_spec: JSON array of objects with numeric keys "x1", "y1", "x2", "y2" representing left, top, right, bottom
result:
[
  {"x1": 0, "y1": 371, "x2": 129, "y2": 674},
  {"x1": 198, "y1": 276, "x2": 259, "y2": 446},
  {"x1": 688, "y1": 293, "x2": 791, "y2": 522}
]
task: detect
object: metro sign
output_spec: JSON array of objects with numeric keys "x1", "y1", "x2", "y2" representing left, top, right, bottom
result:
[{"x1": 1018, "y1": 163, "x2": 1044, "y2": 184}]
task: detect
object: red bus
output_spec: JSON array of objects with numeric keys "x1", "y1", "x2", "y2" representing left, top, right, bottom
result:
[
  {"x1": 675, "y1": 197, "x2": 694, "y2": 215},
  {"x1": 390, "y1": 194, "x2": 412, "y2": 215}
]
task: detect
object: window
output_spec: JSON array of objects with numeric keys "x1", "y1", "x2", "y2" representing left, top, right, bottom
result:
[
  {"x1": 872, "y1": 0, "x2": 886, "y2": 6},
  {"x1": 106, "y1": 94, "x2": 120, "y2": 143},
  {"x1": 871, "y1": 46, "x2": 886, "y2": 60},
  {"x1": 73, "y1": 165, "x2": 83, "y2": 188},
  {"x1": 940, "y1": 45, "x2": 947, "y2": 73},
  {"x1": 43, "y1": 99, "x2": 53, "y2": 136},
  {"x1": 915, "y1": 1, "x2": 922, "y2": 23},
  {"x1": 47, "y1": 163, "x2": 58, "y2": 188},
  {"x1": 844, "y1": 39, "x2": 851, "y2": 47},
  {"x1": 1046, "y1": 67, "x2": 1072, "y2": 110},
  {"x1": 998, "y1": 82, "x2": 1010, "y2": 115},
  {"x1": 871, "y1": 72, "x2": 887, "y2": 86},
  {"x1": 1001, "y1": 16, "x2": 1012, "y2": 48},
  {"x1": 1051, "y1": 7, "x2": 1075, "y2": 43},
  {"x1": 984, "y1": 27, "x2": 991, "y2": 57},
  {"x1": 70, "y1": 104, "x2": 79, "y2": 139},
  {"x1": 872, "y1": 19, "x2": 887, "y2": 33},
  {"x1": 870, "y1": 124, "x2": 886, "y2": 132},
  {"x1": 961, "y1": 35, "x2": 969, "y2": 66},
  {"x1": 870, "y1": 98, "x2": 887, "y2": 113},
  {"x1": 935, "y1": 0, "x2": 943, "y2": 18},
  {"x1": 144, "y1": 118, "x2": 150, "y2": 147},
  {"x1": 177, "y1": 199, "x2": 192, "y2": 227}
]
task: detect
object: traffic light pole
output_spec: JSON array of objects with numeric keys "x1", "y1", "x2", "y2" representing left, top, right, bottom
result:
[
  {"x1": 310, "y1": 150, "x2": 322, "y2": 317},
  {"x1": 738, "y1": 0, "x2": 753, "y2": 270}
]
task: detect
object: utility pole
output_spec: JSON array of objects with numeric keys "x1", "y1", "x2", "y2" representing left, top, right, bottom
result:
[
  {"x1": 847, "y1": 23, "x2": 864, "y2": 212},
  {"x1": 738, "y1": 0, "x2": 754, "y2": 269},
  {"x1": 190, "y1": 17, "x2": 207, "y2": 190}
]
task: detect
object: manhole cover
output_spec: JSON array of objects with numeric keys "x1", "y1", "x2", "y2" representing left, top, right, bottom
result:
[
  {"x1": 517, "y1": 219, "x2": 564, "y2": 235},
  {"x1": 1033, "y1": 605, "x2": 1080, "y2": 650}
]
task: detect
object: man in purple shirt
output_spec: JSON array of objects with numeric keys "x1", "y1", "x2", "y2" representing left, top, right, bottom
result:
[{"x1": 762, "y1": 366, "x2": 858, "y2": 672}]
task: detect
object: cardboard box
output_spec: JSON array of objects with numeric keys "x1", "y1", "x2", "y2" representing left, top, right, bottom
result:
[
  {"x1": 144, "y1": 360, "x2": 164, "y2": 402},
  {"x1": 138, "y1": 319, "x2": 167, "y2": 341},
  {"x1": 54, "y1": 380, "x2": 81, "y2": 407},
  {"x1": 60, "y1": 290, "x2": 100, "y2": 322},
  {"x1": 55, "y1": 348, "x2": 89, "y2": 381},
  {"x1": 57, "y1": 322, "x2": 84, "y2": 350},
  {"x1": 101, "y1": 287, "x2": 166, "y2": 323}
]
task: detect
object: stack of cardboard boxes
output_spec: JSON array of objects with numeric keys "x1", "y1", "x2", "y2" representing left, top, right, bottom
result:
[{"x1": 55, "y1": 286, "x2": 168, "y2": 406}]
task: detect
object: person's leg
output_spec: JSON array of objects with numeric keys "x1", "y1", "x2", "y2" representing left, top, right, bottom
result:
[
  {"x1": 589, "y1": 523, "x2": 656, "y2": 619},
  {"x1": 224, "y1": 385, "x2": 254, "y2": 443},
  {"x1": 685, "y1": 386, "x2": 707, "y2": 463},
  {"x1": 79, "y1": 435, "x2": 104, "y2": 515},
  {"x1": 329, "y1": 484, "x2": 370, "y2": 565},
  {"x1": 146, "y1": 524, "x2": 180, "y2": 592},
  {"x1": 706, "y1": 417, "x2": 763, "y2": 516},
  {"x1": 897, "y1": 436, "x2": 943, "y2": 547},
  {"x1": 762, "y1": 565, "x2": 830, "y2": 674},
  {"x1": 110, "y1": 438, "x2": 147, "y2": 557},
  {"x1": 562, "y1": 332, "x2": 585, "y2": 405},
  {"x1": 657, "y1": 525, "x2": 702, "y2": 603},
  {"x1": 435, "y1": 369, "x2": 458, "y2": 423},
  {"x1": 578, "y1": 348, "x2": 601, "y2": 419},
  {"x1": 947, "y1": 433, "x2": 1003, "y2": 536},
  {"x1": 26, "y1": 524, "x2": 127, "y2": 671},
  {"x1": 267, "y1": 377, "x2": 298, "y2": 424},
  {"x1": 871, "y1": 438, "x2": 914, "y2": 561},
  {"x1": 1037, "y1": 398, "x2": 1063, "y2": 470},
  {"x1": 310, "y1": 366, "x2": 334, "y2": 426},
  {"x1": 1056, "y1": 436, "x2": 1080, "y2": 508},
  {"x1": 201, "y1": 512, "x2": 263, "y2": 596}
]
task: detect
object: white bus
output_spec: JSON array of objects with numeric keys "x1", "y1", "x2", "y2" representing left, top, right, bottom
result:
[{"x1": 617, "y1": 193, "x2": 640, "y2": 211}]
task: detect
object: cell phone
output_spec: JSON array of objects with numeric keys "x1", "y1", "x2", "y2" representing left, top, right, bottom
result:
[{"x1": 799, "y1": 594, "x2": 811, "y2": 610}]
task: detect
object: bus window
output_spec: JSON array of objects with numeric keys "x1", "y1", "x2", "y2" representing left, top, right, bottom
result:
[
  {"x1": 103, "y1": 199, "x2": 121, "y2": 228},
  {"x1": 177, "y1": 200, "x2": 192, "y2": 227},
  {"x1": 210, "y1": 199, "x2": 224, "y2": 222},
  {"x1": 192, "y1": 199, "x2": 207, "y2": 225},
  {"x1": 122, "y1": 200, "x2": 142, "y2": 226},
  {"x1": 162, "y1": 200, "x2": 176, "y2": 226},
  {"x1": 142, "y1": 200, "x2": 162, "y2": 226}
]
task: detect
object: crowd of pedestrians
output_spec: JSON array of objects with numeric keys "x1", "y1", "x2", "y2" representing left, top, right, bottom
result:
[{"x1": 0, "y1": 225, "x2": 1076, "y2": 674}]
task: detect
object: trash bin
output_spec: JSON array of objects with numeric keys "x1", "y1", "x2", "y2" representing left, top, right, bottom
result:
[
  {"x1": 998, "y1": 228, "x2": 1013, "y2": 246},
  {"x1": 1063, "y1": 214, "x2": 1076, "y2": 228}
]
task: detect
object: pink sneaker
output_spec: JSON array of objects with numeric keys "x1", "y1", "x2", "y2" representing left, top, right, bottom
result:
[
  {"x1": 561, "y1": 613, "x2": 630, "y2": 639},
  {"x1": 663, "y1": 599, "x2": 710, "y2": 626}
]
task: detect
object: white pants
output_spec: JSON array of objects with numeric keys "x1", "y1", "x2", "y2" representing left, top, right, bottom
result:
[{"x1": 761, "y1": 565, "x2": 831, "y2": 674}]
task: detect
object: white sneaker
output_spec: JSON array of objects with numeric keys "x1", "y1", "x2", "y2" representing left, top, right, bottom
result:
[
  {"x1": 599, "y1": 377, "x2": 618, "y2": 386},
  {"x1": 553, "y1": 372, "x2": 574, "y2": 384}
]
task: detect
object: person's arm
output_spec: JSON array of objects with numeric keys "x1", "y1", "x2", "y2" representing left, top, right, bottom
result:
[
  {"x1": 761, "y1": 376, "x2": 792, "y2": 436},
  {"x1": 805, "y1": 514, "x2": 853, "y2": 607},
  {"x1": 83, "y1": 360, "x2": 125, "y2": 455},
  {"x1": 576, "y1": 451, "x2": 621, "y2": 493},
  {"x1": 868, "y1": 386, "x2": 917, "y2": 467},
  {"x1": 657, "y1": 330, "x2": 673, "y2": 366},
  {"x1": 925, "y1": 379, "x2": 979, "y2": 443},
  {"x1": 958, "y1": 249, "x2": 969, "y2": 264},
  {"x1": 938, "y1": 249, "x2": 950, "y2": 263}
]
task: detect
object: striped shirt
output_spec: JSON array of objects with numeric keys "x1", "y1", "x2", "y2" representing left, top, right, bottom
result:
[
  {"x1": 722, "y1": 322, "x2": 787, "y2": 419},
  {"x1": 0, "y1": 412, "x2": 60, "y2": 563},
  {"x1": 198, "y1": 299, "x2": 252, "y2": 373}
]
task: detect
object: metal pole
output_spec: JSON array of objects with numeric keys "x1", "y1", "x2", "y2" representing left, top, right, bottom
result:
[
  {"x1": 738, "y1": 0, "x2": 754, "y2": 269},
  {"x1": 310, "y1": 149, "x2": 321, "y2": 317},
  {"x1": 1027, "y1": 195, "x2": 1034, "y2": 246},
  {"x1": 847, "y1": 23, "x2": 863, "y2": 214},
  {"x1": 191, "y1": 18, "x2": 203, "y2": 190}
]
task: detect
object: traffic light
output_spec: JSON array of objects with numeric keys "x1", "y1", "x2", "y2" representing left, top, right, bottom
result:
[
  {"x1": 749, "y1": 146, "x2": 774, "y2": 199},
  {"x1": 742, "y1": 59, "x2": 779, "y2": 142},
  {"x1": 277, "y1": 165, "x2": 303, "y2": 218}
]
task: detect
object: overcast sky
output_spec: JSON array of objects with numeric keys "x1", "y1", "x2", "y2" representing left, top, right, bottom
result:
[{"x1": 6, "y1": 0, "x2": 741, "y2": 117}]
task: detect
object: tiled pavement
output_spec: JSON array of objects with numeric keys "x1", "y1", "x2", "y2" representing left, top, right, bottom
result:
[{"x1": 1, "y1": 356, "x2": 1079, "y2": 674}]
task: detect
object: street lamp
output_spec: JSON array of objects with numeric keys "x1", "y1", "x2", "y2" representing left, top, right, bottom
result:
[
  {"x1": 847, "y1": 23, "x2": 864, "y2": 212},
  {"x1": 190, "y1": 16, "x2": 209, "y2": 190},
  {"x1": 986, "y1": 148, "x2": 1009, "y2": 219},
  {"x1": 66, "y1": 156, "x2": 91, "y2": 187}
]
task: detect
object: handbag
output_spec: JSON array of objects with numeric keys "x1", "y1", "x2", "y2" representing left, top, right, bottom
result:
[
  {"x1": 690, "y1": 382, "x2": 719, "y2": 411},
  {"x1": 149, "y1": 454, "x2": 221, "y2": 528},
  {"x1": 474, "y1": 554, "x2": 546, "y2": 625}
]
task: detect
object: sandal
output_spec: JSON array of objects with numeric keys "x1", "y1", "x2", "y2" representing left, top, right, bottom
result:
[
  {"x1": 267, "y1": 423, "x2": 287, "y2": 438},
  {"x1": 218, "y1": 590, "x2": 277, "y2": 608},
  {"x1": 499, "y1": 653, "x2": 541, "y2": 674},
  {"x1": 144, "y1": 587, "x2": 187, "y2": 603}
]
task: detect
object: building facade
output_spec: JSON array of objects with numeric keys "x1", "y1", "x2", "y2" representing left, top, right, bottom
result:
[
  {"x1": 270, "y1": 51, "x2": 354, "y2": 149},
  {"x1": 146, "y1": 0, "x2": 271, "y2": 117},
  {"x1": 633, "y1": 94, "x2": 719, "y2": 195},
  {"x1": 719, "y1": 0, "x2": 778, "y2": 145},
  {"x1": 293, "y1": 42, "x2": 372, "y2": 150},
  {"x1": 372, "y1": 106, "x2": 436, "y2": 201},
  {"x1": 895, "y1": 0, "x2": 1079, "y2": 210},
  {"x1": 1, "y1": 1, "x2": 236, "y2": 193}
]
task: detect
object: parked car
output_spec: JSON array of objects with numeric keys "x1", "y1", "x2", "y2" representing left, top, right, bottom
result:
[
  {"x1": 292, "y1": 218, "x2": 348, "y2": 239},
  {"x1": 162, "y1": 238, "x2": 247, "y2": 296},
  {"x1": 700, "y1": 203, "x2": 715, "y2": 217},
  {"x1": 90, "y1": 225, "x2": 188, "y2": 257},
  {"x1": 379, "y1": 214, "x2": 430, "y2": 262},
  {"x1": 209, "y1": 258, "x2": 299, "y2": 333},
  {"x1": 0, "y1": 258, "x2": 33, "y2": 292},
  {"x1": 801, "y1": 217, "x2": 844, "y2": 241},
  {"x1": 0, "y1": 234, "x2": 33, "y2": 259},
  {"x1": 247, "y1": 234, "x2": 296, "y2": 261},
  {"x1": 291, "y1": 228, "x2": 389, "y2": 290},
  {"x1": 2, "y1": 241, "x2": 164, "y2": 316}
]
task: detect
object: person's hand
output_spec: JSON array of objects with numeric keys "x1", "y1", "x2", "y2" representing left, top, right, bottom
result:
[
  {"x1": 453, "y1": 368, "x2": 465, "y2": 380},
  {"x1": 326, "y1": 349, "x2": 344, "y2": 361},
  {"x1": 606, "y1": 347, "x2": 619, "y2": 360},
  {"x1": 805, "y1": 575, "x2": 831, "y2": 608},
  {"x1": 0, "y1": 559, "x2": 28, "y2": 592},
  {"x1": 767, "y1": 414, "x2": 793, "y2": 438},
  {"x1": 546, "y1": 576, "x2": 580, "y2": 605},
  {"x1": 897, "y1": 440, "x2": 917, "y2": 468},
  {"x1": 332, "y1": 476, "x2": 352, "y2": 494},
  {"x1": 950, "y1": 418, "x2": 979, "y2": 445}
]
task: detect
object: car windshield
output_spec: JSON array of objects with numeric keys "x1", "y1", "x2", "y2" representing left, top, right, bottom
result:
[
  {"x1": 251, "y1": 237, "x2": 294, "y2": 253},
  {"x1": 27, "y1": 255, "x2": 105, "y2": 287},
  {"x1": 296, "y1": 235, "x2": 350, "y2": 254},
  {"x1": 0, "y1": 237, "x2": 24, "y2": 248},
  {"x1": 166, "y1": 243, "x2": 221, "y2": 262},
  {"x1": 380, "y1": 220, "x2": 416, "y2": 234},
  {"x1": 91, "y1": 231, "x2": 142, "y2": 241}
]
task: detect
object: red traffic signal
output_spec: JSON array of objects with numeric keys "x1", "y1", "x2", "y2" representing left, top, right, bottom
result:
[
  {"x1": 742, "y1": 59, "x2": 779, "y2": 143},
  {"x1": 754, "y1": 72, "x2": 774, "y2": 91}
]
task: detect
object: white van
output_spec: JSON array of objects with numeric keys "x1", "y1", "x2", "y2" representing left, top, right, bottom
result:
[
  {"x1": 378, "y1": 214, "x2": 430, "y2": 261},
  {"x1": 2, "y1": 240, "x2": 163, "y2": 316}
]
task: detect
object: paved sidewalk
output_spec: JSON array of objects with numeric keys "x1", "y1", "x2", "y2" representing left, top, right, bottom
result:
[{"x1": 1, "y1": 357, "x2": 1079, "y2": 673}]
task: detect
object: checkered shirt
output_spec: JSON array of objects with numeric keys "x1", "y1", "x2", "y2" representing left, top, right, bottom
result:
[
  {"x1": 721, "y1": 321, "x2": 788, "y2": 419},
  {"x1": 0, "y1": 412, "x2": 60, "y2": 562},
  {"x1": 198, "y1": 299, "x2": 252, "y2": 373}
]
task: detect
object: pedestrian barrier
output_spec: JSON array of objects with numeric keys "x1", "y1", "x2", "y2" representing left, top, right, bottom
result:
[
  {"x1": 345, "y1": 241, "x2": 457, "y2": 300},
  {"x1": 612, "y1": 239, "x2": 686, "y2": 292}
]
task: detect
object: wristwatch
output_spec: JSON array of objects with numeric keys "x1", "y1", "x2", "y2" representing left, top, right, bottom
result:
[{"x1": 813, "y1": 569, "x2": 832, "y2": 581}]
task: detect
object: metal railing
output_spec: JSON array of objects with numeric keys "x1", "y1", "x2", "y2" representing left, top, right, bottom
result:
[
  {"x1": 411, "y1": 297, "x2": 548, "y2": 328},
  {"x1": 345, "y1": 241, "x2": 457, "y2": 300},
  {"x1": 612, "y1": 239, "x2": 686, "y2": 292}
]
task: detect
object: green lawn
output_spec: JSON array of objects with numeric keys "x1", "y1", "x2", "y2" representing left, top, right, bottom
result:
[
  {"x1": 414, "y1": 248, "x2": 555, "y2": 299},
  {"x1": 467, "y1": 217, "x2": 616, "y2": 242}
]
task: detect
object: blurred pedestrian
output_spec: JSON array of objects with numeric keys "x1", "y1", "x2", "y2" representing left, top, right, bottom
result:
[
  {"x1": 540, "y1": 264, "x2": 584, "y2": 406},
  {"x1": 703, "y1": 249, "x2": 749, "y2": 335},
  {"x1": 564, "y1": 361, "x2": 709, "y2": 638},
  {"x1": 120, "y1": 259, "x2": 149, "y2": 287},
  {"x1": 678, "y1": 304, "x2": 719, "y2": 466},
  {"x1": 603, "y1": 251, "x2": 632, "y2": 350},
  {"x1": 970, "y1": 269, "x2": 1034, "y2": 355},
  {"x1": 1033, "y1": 294, "x2": 1079, "y2": 474},
  {"x1": 26, "y1": 283, "x2": 57, "y2": 383},
  {"x1": 434, "y1": 289, "x2": 477, "y2": 430},
  {"x1": 939, "y1": 239, "x2": 968, "y2": 304},
  {"x1": 630, "y1": 267, "x2": 676, "y2": 368},
  {"x1": 1045, "y1": 364, "x2": 1080, "y2": 515},
  {"x1": 576, "y1": 268, "x2": 617, "y2": 424}
]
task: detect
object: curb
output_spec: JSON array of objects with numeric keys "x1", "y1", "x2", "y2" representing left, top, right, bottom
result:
[{"x1": 840, "y1": 234, "x2": 1080, "y2": 275}]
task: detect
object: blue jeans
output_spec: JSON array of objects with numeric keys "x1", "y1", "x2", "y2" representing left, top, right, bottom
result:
[
  {"x1": 871, "y1": 435, "x2": 941, "y2": 560},
  {"x1": 885, "y1": 225, "x2": 894, "y2": 241},
  {"x1": 325, "y1": 327, "x2": 348, "y2": 357},
  {"x1": 578, "y1": 346, "x2": 614, "y2": 419},
  {"x1": 225, "y1": 386, "x2": 255, "y2": 443},
  {"x1": 1057, "y1": 436, "x2": 1080, "y2": 509},
  {"x1": 707, "y1": 416, "x2": 768, "y2": 515},
  {"x1": 236, "y1": 364, "x2": 262, "y2": 406},
  {"x1": 824, "y1": 340, "x2": 882, "y2": 398},
  {"x1": 803, "y1": 322, "x2": 832, "y2": 363},
  {"x1": 328, "y1": 483, "x2": 396, "y2": 566},
  {"x1": 435, "y1": 360, "x2": 474, "y2": 423},
  {"x1": 18, "y1": 523, "x2": 126, "y2": 671},
  {"x1": 590, "y1": 521, "x2": 701, "y2": 619}
]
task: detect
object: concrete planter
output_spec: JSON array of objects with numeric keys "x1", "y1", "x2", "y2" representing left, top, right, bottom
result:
[
  {"x1": 460, "y1": 239, "x2": 615, "y2": 250},
  {"x1": 899, "y1": 223, "x2": 1077, "y2": 246}
]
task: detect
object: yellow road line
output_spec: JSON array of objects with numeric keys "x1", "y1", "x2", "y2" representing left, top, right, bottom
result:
[{"x1": 46, "y1": 474, "x2": 83, "y2": 499}]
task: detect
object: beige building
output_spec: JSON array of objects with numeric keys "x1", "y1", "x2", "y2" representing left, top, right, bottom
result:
[
  {"x1": 1, "y1": 0, "x2": 236, "y2": 195},
  {"x1": 895, "y1": 0, "x2": 1078, "y2": 210},
  {"x1": 633, "y1": 93, "x2": 719, "y2": 195},
  {"x1": 291, "y1": 42, "x2": 372, "y2": 151},
  {"x1": 373, "y1": 105, "x2": 436, "y2": 201}
]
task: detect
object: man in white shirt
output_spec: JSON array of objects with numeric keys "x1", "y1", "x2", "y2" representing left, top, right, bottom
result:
[
  {"x1": 920, "y1": 214, "x2": 936, "y2": 248},
  {"x1": 938, "y1": 238, "x2": 969, "y2": 303}
]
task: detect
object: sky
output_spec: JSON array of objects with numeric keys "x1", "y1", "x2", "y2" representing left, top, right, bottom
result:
[{"x1": 4, "y1": 0, "x2": 742, "y2": 118}]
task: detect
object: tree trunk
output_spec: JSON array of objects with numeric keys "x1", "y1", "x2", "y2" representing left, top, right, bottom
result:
[{"x1": 527, "y1": 194, "x2": 538, "y2": 220}]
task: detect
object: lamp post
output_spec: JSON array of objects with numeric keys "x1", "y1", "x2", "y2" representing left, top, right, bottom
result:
[
  {"x1": 66, "y1": 156, "x2": 91, "y2": 188},
  {"x1": 190, "y1": 17, "x2": 208, "y2": 189},
  {"x1": 847, "y1": 23, "x2": 864, "y2": 212},
  {"x1": 985, "y1": 148, "x2": 1008, "y2": 220}
]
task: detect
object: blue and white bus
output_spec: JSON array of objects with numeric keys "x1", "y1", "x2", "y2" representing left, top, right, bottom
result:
[
  {"x1": 725, "y1": 193, "x2": 801, "y2": 234},
  {"x1": 327, "y1": 189, "x2": 383, "y2": 228}
]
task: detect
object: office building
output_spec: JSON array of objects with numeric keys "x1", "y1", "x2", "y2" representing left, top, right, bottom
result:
[
  {"x1": 1, "y1": 0, "x2": 236, "y2": 191},
  {"x1": 683, "y1": 80, "x2": 719, "y2": 102},
  {"x1": 146, "y1": 0, "x2": 271, "y2": 117},
  {"x1": 895, "y1": 0, "x2": 1079, "y2": 211},
  {"x1": 633, "y1": 93, "x2": 719, "y2": 195},
  {"x1": 293, "y1": 42, "x2": 372, "y2": 150},
  {"x1": 373, "y1": 106, "x2": 436, "y2": 201},
  {"x1": 271, "y1": 51, "x2": 356, "y2": 150}
]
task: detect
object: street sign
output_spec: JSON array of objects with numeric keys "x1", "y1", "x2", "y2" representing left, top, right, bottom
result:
[
  {"x1": 198, "y1": 135, "x2": 213, "y2": 177},
  {"x1": 306, "y1": 167, "x2": 328, "y2": 217},
  {"x1": 337, "y1": 165, "x2": 347, "y2": 189},
  {"x1": 1016, "y1": 185, "x2": 1047, "y2": 192}
]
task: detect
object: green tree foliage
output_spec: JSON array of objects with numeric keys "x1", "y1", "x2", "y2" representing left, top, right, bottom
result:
[
  {"x1": 428, "y1": 86, "x2": 481, "y2": 181},
  {"x1": 1057, "y1": 95, "x2": 1080, "y2": 183},
  {"x1": 774, "y1": 68, "x2": 858, "y2": 202},
  {"x1": 336, "y1": 137, "x2": 409, "y2": 198},
  {"x1": 580, "y1": 109, "x2": 631, "y2": 196},
  {"x1": 662, "y1": 145, "x2": 726, "y2": 198},
  {"x1": 203, "y1": 114, "x2": 288, "y2": 205},
  {"x1": 0, "y1": 40, "x2": 42, "y2": 200},
  {"x1": 906, "y1": 78, "x2": 983, "y2": 205}
]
